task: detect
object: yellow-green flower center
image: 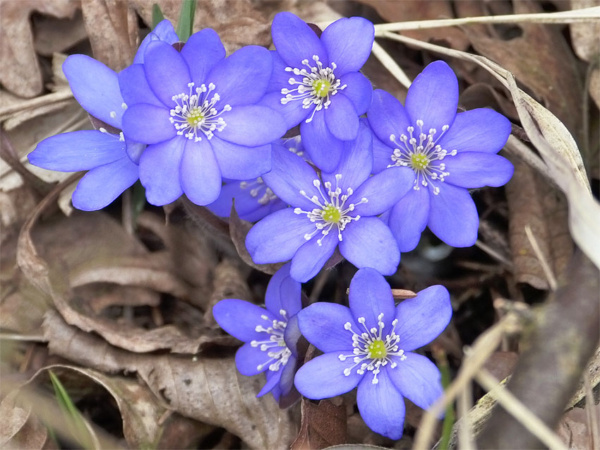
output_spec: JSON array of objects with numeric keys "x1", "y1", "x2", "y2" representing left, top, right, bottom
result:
[
  {"x1": 367, "y1": 339, "x2": 387, "y2": 359},
  {"x1": 313, "y1": 79, "x2": 331, "y2": 98},
  {"x1": 411, "y1": 153, "x2": 429, "y2": 170},
  {"x1": 187, "y1": 108, "x2": 205, "y2": 127},
  {"x1": 322, "y1": 204, "x2": 341, "y2": 223}
]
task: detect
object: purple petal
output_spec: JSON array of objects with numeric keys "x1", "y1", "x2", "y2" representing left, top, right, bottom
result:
[
  {"x1": 340, "y1": 218, "x2": 400, "y2": 275},
  {"x1": 210, "y1": 137, "x2": 271, "y2": 180},
  {"x1": 301, "y1": 114, "x2": 344, "y2": 172},
  {"x1": 294, "y1": 353, "x2": 363, "y2": 399},
  {"x1": 180, "y1": 139, "x2": 222, "y2": 205},
  {"x1": 236, "y1": 342, "x2": 271, "y2": 376},
  {"x1": 125, "y1": 139, "x2": 145, "y2": 164},
  {"x1": 367, "y1": 89, "x2": 411, "y2": 146},
  {"x1": 63, "y1": 55, "x2": 124, "y2": 129},
  {"x1": 206, "y1": 46, "x2": 272, "y2": 106},
  {"x1": 29, "y1": 131, "x2": 125, "y2": 171},
  {"x1": 276, "y1": 354, "x2": 297, "y2": 397},
  {"x1": 259, "y1": 90, "x2": 310, "y2": 130},
  {"x1": 372, "y1": 132, "x2": 395, "y2": 174},
  {"x1": 139, "y1": 138, "x2": 184, "y2": 205},
  {"x1": 325, "y1": 93, "x2": 359, "y2": 140},
  {"x1": 213, "y1": 298, "x2": 274, "y2": 343},
  {"x1": 395, "y1": 285, "x2": 452, "y2": 351},
  {"x1": 181, "y1": 28, "x2": 225, "y2": 85},
  {"x1": 348, "y1": 268, "x2": 395, "y2": 335},
  {"x1": 284, "y1": 316, "x2": 302, "y2": 357},
  {"x1": 444, "y1": 152, "x2": 514, "y2": 188},
  {"x1": 405, "y1": 61, "x2": 458, "y2": 132},
  {"x1": 143, "y1": 41, "x2": 191, "y2": 106},
  {"x1": 297, "y1": 302, "x2": 357, "y2": 352},
  {"x1": 357, "y1": 368, "x2": 406, "y2": 440},
  {"x1": 207, "y1": 179, "x2": 284, "y2": 222},
  {"x1": 438, "y1": 109, "x2": 512, "y2": 154},
  {"x1": 321, "y1": 17, "x2": 374, "y2": 75},
  {"x1": 352, "y1": 166, "x2": 414, "y2": 216},
  {"x1": 428, "y1": 183, "x2": 478, "y2": 247},
  {"x1": 134, "y1": 19, "x2": 179, "y2": 64},
  {"x1": 72, "y1": 156, "x2": 138, "y2": 211},
  {"x1": 388, "y1": 352, "x2": 443, "y2": 411},
  {"x1": 118, "y1": 64, "x2": 163, "y2": 108},
  {"x1": 387, "y1": 188, "x2": 428, "y2": 252},
  {"x1": 339, "y1": 72, "x2": 373, "y2": 115},
  {"x1": 258, "y1": 367, "x2": 284, "y2": 397},
  {"x1": 121, "y1": 104, "x2": 176, "y2": 144},
  {"x1": 246, "y1": 208, "x2": 315, "y2": 263},
  {"x1": 265, "y1": 263, "x2": 302, "y2": 318},
  {"x1": 271, "y1": 12, "x2": 328, "y2": 69},
  {"x1": 218, "y1": 105, "x2": 286, "y2": 146},
  {"x1": 290, "y1": 232, "x2": 338, "y2": 282}
]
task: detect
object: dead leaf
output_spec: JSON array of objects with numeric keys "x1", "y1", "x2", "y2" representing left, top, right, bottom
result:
[
  {"x1": 0, "y1": 392, "x2": 49, "y2": 450},
  {"x1": 292, "y1": 399, "x2": 347, "y2": 450},
  {"x1": 33, "y1": 10, "x2": 88, "y2": 57},
  {"x1": 556, "y1": 406, "x2": 599, "y2": 450},
  {"x1": 205, "y1": 258, "x2": 252, "y2": 326},
  {"x1": 482, "y1": 351, "x2": 519, "y2": 382},
  {"x1": 570, "y1": 0, "x2": 600, "y2": 62}
]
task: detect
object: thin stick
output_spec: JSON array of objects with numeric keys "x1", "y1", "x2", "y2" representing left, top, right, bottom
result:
[
  {"x1": 371, "y1": 41, "x2": 412, "y2": 89},
  {"x1": 524, "y1": 224, "x2": 558, "y2": 291}
]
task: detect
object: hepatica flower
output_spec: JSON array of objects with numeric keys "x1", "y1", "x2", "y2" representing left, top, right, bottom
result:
[
  {"x1": 261, "y1": 12, "x2": 374, "y2": 172},
  {"x1": 295, "y1": 268, "x2": 451, "y2": 439},
  {"x1": 246, "y1": 124, "x2": 413, "y2": 283},
  {"x1": 213, "y1": 264, "x2": 302, "y2": 403},
  {"x1": 120, "y1": 29, "x2": 286, "y2": 206},
  {"x1": 367, "y1": 61, "x2": 514, "y2": 251}
]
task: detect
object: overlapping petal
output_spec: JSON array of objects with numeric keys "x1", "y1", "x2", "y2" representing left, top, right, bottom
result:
[
  {"x1": 351, "y1": 166, "x2": 414, "y2": 216},
  {"x1": 271, "y1": 12, "x2": 328, "y2": 68},
  {"x1": 210, "y1": 138, "x2": 271, "y2": 180},
  {"x1": 388, "y1": 353, "x2": 444, "y2": 411},
  {"x1": 325, "y1": 94, "x2": 359, "y2": 140},
  {"x1": 143, "y1": 41, "x2": 191, "y2": 106},
  {"x1": 297, "y1": 303, "x2": 358, "y2": 353},
  {"x1": 180, "y1": 138, "x2": 222, "y2": 205},
  {"x1": 338, "y1": 72, "x2": 373, "y2": 115},
  {"x1": 367, "y1": 89, "x2": 411, "y2": 145},
  {"x1": 321, "y1": 17, "x2": 374, "y2": 76},
  {"x1": 118, "y1": 64, "x2": 164, "y2": 108},
  {"x1": 235, "y1": 343, "x2": 271, "y2": 376},
  {"x1": 300, "y1": 113, "x2": 344, "y2": 172},
  {"x1": 294, "y1": 353, "x2": 363, "y2": 399},
  {"x1": 348, "y1": 268, "x2": 395, "y2": 335},
  {"x1": 387, "y1": 188, "x2": 430, "y2": 252},
  {"x1": 265, "y1": 263, "x2": 302, "y2": 319},
  {"x1": 122, "y1": 104, "x2": 176, "y2": 144},
  {"x1": 217, "y1": 105, "x2": 286, "y2": 146},
  {"x1": 181, "y1": 28, "x2": 225, "y2": 85},
  {"x1": 290, "y1": 232, "x2": 338, "y2": 282},
  {"x1": 134, "y1": 19, "x2": 179, "y2": 64},
  {"x1": 139, "y1": 138, "x2": 184, "y2": 205},
  {"x1": 213, "y1": 299, "x2": 274, "y2": 343}
]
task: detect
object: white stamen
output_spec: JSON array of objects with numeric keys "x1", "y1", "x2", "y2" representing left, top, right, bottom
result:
[{"x1": 251, "y1": 310, "x2": 292, "y2": 372}]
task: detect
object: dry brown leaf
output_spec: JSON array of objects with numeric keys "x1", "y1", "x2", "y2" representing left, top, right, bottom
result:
[
  {"x1": 556, "y1": 405, "x2": 600, "y2": 449},
  {"x1": 570, "y1": 0, "x2": 600, "y2": 62},
  {"x1": 205, "y1": 258, "x2": 252, "y2": 326},
  {"x1": 0, "y1": 392, "x2": 49, "y2": 450},
  {"x1": 505, "y1": 159, "x2": 573, "y2": 289},
  {"x1": 33, "y1": 10, "x2": 88, "y2": 57},
  {"x1": 292, "y1": 399, "x2": 347, "y2": 450},
  {"x1": 0, "y1": 0, "x2": 78, "y2": 97},
  {"x1": 42, "y1": 311, "x2": 296, "y2": 450}
]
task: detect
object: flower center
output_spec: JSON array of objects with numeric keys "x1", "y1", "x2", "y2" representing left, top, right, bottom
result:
[
  {"x1": 169, "y1": 82, "x2": 231, "y2": 142},
  {"x1": 281, "y1": 55, "x2": 347, "y2": 123},
  {"x1": 240, "y1": 177, "x2": 278, "y2": 206},
  {"x1": 338, "y1": 314, "x2": 406, "y2": 384},
  {"x1": 389, "y1": 119, "x2": 456, "y2": 195},
  {"x1": 293, "y1": 174, "x2": 368, "y2": 246},
  {"x1": 250, "y1": 310, "x2": 291, "y2": 372}
]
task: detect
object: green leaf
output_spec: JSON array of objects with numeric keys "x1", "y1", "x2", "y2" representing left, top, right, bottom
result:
[
  {"x1": 176, "y1": 0, "x2": 196, "y2": 42},
  {"x1": 152, "y1": 4, "x2": 165, "y2": 29}
]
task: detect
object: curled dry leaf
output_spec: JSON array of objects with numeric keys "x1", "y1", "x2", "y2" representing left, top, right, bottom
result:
[
  {"x1": 0, "y1": 392, "x2": 48, "y2": 450},
  {"x1": 204, "y1": 258, "x2": 252, "y2": 327},
  {"x1": 570, "y1": 0, "x2": 600, "y2": 62},
  {"x1": 43, "y1": 311, "x2": 296, "y2": 450},
  {"x1": 292, "y1": 399, "x2": 347, "y2": 450},
  {"x1": 556, "y1": 405, "x2": 600, "y2": 450}
]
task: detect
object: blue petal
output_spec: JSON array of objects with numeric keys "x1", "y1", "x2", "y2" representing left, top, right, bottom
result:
[
  {"x1": 29, "y1": 131, "x2": 125, "y2": 171},
  {"x1": 181, "y1": 28, "x2": 225, "y2": 86},
  {"x1": 258, "y1": 367, "x2": 283, "y2": 397},
  {"x1": 348, "y1": 268, "x2": 395, "y2": 336},
  {"x1": 405, "y1": 61, "x2": 458, "y2": 132},
  {"x1": 276, "y1": 354, "x2": 297, "y2": 397},
  {"x1": 340, "y1": 218, "x2": 400, "y2": 275},
  {"x1": 339, "y1": 72, "x2": 373, "y2": 115},
  {"x1": 259, "y1": 91, "x2": 310, "y2": 130},
  {"x1": 143, "y1": 41, "x2": 191, "y2": 106},
  {"x1": 367, "y1": 89, "x2": 411, "y2": 146},
  {"x1": 63, "y1": 55, "x2": 124, "y2": 129},
  {"x1": 388, "y1": 352, "x2": 443, "y2": 411},
  {"x1": 262, "y1": 145, "x2": 320, "y2": 211},
  {"x1": 213, "y1": 299, "x2": 274, "y2": 343},
  {"x1": 444, "y1": 152, "x2": 514, "y2": 188},
  {"x1": 321, "y1": 17, "x2": 374, "y2": 75},
  {"x1": 294, "y1": 353, "x2": 363, "y2": 399},
  {"x1": 297, "y1": 302, "x2": 357, "y2": 352},
  {"x1": 352, "y1": 166, "x2": 414, "y2": 217},
  {"x1": 387, "y1": 187, "x2": 428, "y2": 252},
  {"x1": 246, "y1": 208, "x2": 315, "y2": 263},
  {"x1": 290, "y1": 232, "x2": 338, "y2": 282},
  {"x1": 438, "y1": 109, "x2": 512, "y2": 154},
  {"x1": 118, "y1": 64, "x2": 163, "y2": 108},
  {"x1": 301, "y1": 114, "x2": 344, "y2": 172},
  {"x1": 72, "y1": 156, "x2": 138, "y2": 211},
  {"x1": 207, "y1": 179, "x2": 284, "y2": 222},
  {"x1": 325, "y1": 93, "x2": 359, "y2": 140},
  {"x1": 180, "y1": 139, "x2": 222, "y2": 205},
  {"x1": 271, "y1": 12, "x2": 328, "y2": 69},
  {"x1": 210, "y1": 137, "x2": 271, "y2": 180},
  {"x1": 206, "y1": 46, "x2": 272, "y2": 106},
  {"x1": 139, "y1": 138, "x2": 184, "y2": 205},
  {"x1": 134, "y1": 19, "x2": 179, "y2": 64},
  {"x1": 121, "y1": 104, "x2": 176, "y2": 144},
  {"x1": 284, "y1": 315, "x2": 302, "y2": 357},
  {"x1": 265, "y1": 51, "x2": 290, "y2": 94},
  {"x1": 372, "y1": 132, "x2": 394, "y2": 174},
  {"x1": 218, "y1": 105, "x2": 286, "y2": 146},
  {"x1": 265, "y1": 263, "x2": 302, "y2": 318},
  {"x1": 125, "y1": 139, "x2": 145, "y2": 164},
  {"x1": 357, "y1": 368, "x2": 406, "y2": 440},
  {"x1": 236, "y1": 342, "x2": 271, "y2": 376},
  {"x1": 395, "y1": 285, "x2": 452, "y2": 351},
  {"x1": 428, "y1": 183, "x2": 478, "y2": 247},
  {"x1": 321, "y1": 122, "x2": 372, "y2": 191}
]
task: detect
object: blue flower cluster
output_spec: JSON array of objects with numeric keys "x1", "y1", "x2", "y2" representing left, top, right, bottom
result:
[{"x1": 30, "y1": 12, "x2": 514, "y2": 441}]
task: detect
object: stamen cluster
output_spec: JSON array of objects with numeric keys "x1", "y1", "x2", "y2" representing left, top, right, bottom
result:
[{"x1": 252, "y1": 311, "x2": 292, "y2": 372}]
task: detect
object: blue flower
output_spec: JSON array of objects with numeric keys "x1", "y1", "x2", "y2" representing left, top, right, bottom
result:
[
  {"x1": 260, "y1": 12, "x2": 374, "y2": 172},
  {"x1": 207, "y1": 136, "x2": 304, "y2": 222},
  {"x1": 246, "y1": 123, "x2": 413, "y2": 283},
  {"x1": 367, "y1": 61, "x2": 514, "y2": 251},
  {"x1": 120, "y1": 29, "x2": 287, "y2": 206},
  {"x1": 212, "y1": 264, "x2": 302, "y2": 403},
  {"x1": 294, "y1": 268, "x2": 451, "y2": 440},
  {"x1": 28, "y1": 20, "x2": 179, "y2": 211}
]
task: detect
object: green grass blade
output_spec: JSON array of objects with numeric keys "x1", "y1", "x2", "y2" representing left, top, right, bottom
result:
[
  {"x1": 176, "y1": 0, "x2": 196, "y2": 42},
  {"x1": 152, "y1": 4, "x2": 165, "y2": 29}
]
